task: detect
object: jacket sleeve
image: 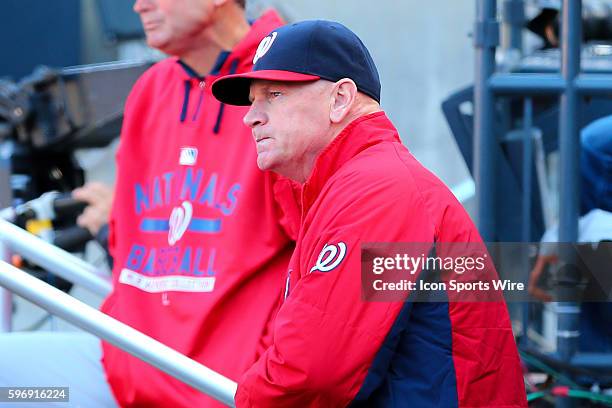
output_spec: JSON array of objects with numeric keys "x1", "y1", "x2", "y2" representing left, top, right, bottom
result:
[{"x1": 235, "y1": 186, "x2": 435, "y2": 407}]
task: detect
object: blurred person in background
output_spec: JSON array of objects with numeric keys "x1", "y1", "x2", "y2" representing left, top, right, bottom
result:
[
  {"x1": 527, "y1": 0, "x2": 612, "y2": 49},
  {"x1": 529, "y1": 114, "x2": 612, "y2": 352},
  {"x1": 580, "y1": 115, "x2": 612, "y2": 215},
  {"x1": 0, "y1": 1, "x2": 299, "y2": 407},
  {"x1": 73, "y1": 182, "x2": 115, "y2": 267}
]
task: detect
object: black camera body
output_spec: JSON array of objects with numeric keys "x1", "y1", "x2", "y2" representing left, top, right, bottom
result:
[{"x1": 0, "y1": 61, "x2": 150, "y2": 207}]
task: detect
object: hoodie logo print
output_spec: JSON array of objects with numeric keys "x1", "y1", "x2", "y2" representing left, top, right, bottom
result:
[
  {"x1": 310, "y1": 242, "x2": 347, "y2": 273},
  {"x1": 253, "y1": 32, "x2": 277, "y2": 64},
  {"x1": 168, "y1": 201, "x2": 193, "y2": 246},
  {"x1": 179, "y1": 147, "x2": 198, "y2": 166}
]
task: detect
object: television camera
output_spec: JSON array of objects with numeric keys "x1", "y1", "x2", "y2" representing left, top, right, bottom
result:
[{"x1": 0, "y1": 61, "x2": 150, "y2": 288}]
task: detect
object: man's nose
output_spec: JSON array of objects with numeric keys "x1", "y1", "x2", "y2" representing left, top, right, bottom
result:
[
  {"x1": 134, "y1": 0, "x2": 154, "y2": 13},
  {"x1": 243, "y1": 105, "x2": 267, "y2": 128}
]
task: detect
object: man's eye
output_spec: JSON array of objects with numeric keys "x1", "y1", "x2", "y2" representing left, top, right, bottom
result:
[{"x1": 269, "y1": 91, "x2": 282, "y2": 98}]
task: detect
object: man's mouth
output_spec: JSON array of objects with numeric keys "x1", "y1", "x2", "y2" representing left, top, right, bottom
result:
[{"x1": 142, "y1": 20, "x2": 161, "y2": 31}]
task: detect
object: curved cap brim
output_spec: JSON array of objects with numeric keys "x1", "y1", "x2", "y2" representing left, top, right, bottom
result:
[{"x1": 211, "y1": 70, "x2": 320, "y2": 106}]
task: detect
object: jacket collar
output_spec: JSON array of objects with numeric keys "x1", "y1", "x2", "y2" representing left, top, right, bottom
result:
[{"x1": 302, "y1": 111, "x2": 402, "y2": 213}]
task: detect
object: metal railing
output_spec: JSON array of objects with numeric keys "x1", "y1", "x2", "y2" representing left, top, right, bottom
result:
[
  {"x1": 0, "y1": 214, "x2": 237, "y2": 406},
  {"x1": 0, "y1": 215, "x2": 112, "y2": 297},
  {"x1": 0, "y1": 260, "x2": 237, "y2": 406}
]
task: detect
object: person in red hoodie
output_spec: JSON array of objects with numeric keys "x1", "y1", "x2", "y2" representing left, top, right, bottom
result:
[
  {"x1": 96, "y1": 1, "x2": 301, "y2": 407},
  {"x1": 0, "y1": 2, "x2": 298, "y2": 408},
  {"x1": 212, "y1": 20, "x2": 528, "y2": 407}
]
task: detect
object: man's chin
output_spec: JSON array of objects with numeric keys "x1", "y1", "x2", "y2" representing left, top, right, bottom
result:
[
  {"x1": 256, "y1": 157, "x2": 274, "y2": 172},
  {"x1": 145, "y1": 35, "x2": 171, "y2": 53},
  {"x1": 257, "y1": 156, "x2": 284, "y2": 177}
]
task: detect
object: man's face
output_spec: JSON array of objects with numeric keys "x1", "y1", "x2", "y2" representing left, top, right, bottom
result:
[
  {"x1": 244, "y1": 80, "x2": 333, "y2": 182},
  {"x1": 133, "y1": 0, "x2": 214, "y2": 54}
]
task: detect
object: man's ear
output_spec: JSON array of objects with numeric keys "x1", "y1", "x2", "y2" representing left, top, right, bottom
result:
[{"x1": 329, "y1": 79, "x2": 358, "y2": 124}]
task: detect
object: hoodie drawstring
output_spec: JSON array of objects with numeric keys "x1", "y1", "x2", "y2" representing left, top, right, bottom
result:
[
  {"x1": 180, "y1": 81, "x2": 192, "y2": 123},
  {"x1": 213, "y1": 59, "x2": 240, "y2": 134},
  {"x1": 192, "y1": 80, "x2": 205, "y2": 121}
]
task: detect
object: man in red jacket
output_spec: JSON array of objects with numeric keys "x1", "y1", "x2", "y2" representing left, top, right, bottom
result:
[
  {"x1": 212, "y1": 20, "x2": 528, "y2": 407},
  {"x1": 0, "y1": 2, "x2": 299, "y2": 408}
]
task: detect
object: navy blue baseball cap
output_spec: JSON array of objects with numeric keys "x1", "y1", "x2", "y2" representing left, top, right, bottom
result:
[{"x1": 211, "y1": 20, "x2": 381, "y2": 106}]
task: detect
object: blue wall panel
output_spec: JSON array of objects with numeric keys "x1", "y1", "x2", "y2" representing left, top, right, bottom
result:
[{"x1": 0, "y1": 0, "x2": 81, "y2": 80}]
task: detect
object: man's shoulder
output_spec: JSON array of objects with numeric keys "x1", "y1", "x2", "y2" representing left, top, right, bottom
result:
[
  {"x1": 313, "y1": 143, "x2": 415, "y2": 220},
  {"x1": 123, "y1": 59, "x2": 179, "y2": 111},
  {"x1": 333, "y1": 141, "x2": 419, "y2": 194},
  {"x1": 141, "y1": 58, "x2": 178, "y2": 80},
  {"x1": 303, "y1": 142, "x2": 439, "y2": 244},
  {"x1": 325, "y1": 140, "x2": 462, "y2": 218},
  {"x1": 129, "y1": 58, "x2": 178, "y2": 94}
]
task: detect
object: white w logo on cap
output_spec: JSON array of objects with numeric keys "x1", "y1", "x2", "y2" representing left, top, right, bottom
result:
[{"x1": 253, "y1": 32, "x2": 277, "y2": 64}]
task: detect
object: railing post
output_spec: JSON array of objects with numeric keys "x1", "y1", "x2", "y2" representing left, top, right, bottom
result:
[
  {"x1": 558, "y1": 1, "x2": 582, "y2": 243},
  {"x1": 521, "y1": 98, "x2": 534, "y2": 243},
  {"x1": 0, "y1": 141, "x2": 13, "y2": 332},
  {"x1": 556, "y1": 0, "x2": 582, "y2": 406},
  {"x1": 502, "y1": 0, "x2": 524, "y2": 52},
  {"x1": 474, "y1": 0, "x2": 500, "y2": 240},
  {"x1": 520, "y1": 98, "x2": 533, "y2": 347},
  {"x1": 0, "y1": 244, "x2": 11, "y2": 332}
]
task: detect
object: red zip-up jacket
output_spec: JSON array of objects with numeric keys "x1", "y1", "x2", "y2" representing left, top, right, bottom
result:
[
  {"x1": 235, "y1": 112, "x2": 527, "y2": 407},
  {"x1": 101, "y1": 10, "x2": 299, "y2": 407}
]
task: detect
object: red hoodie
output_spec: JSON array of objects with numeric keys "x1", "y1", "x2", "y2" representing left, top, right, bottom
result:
[{"x1": 101, "y1": 10, "x2": 297, "y2": 407}]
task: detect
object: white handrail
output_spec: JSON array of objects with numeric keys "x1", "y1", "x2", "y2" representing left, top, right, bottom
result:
[
  {"x1": 0, "y1": 260, "x2": 237, "y2": 407},
  {"x1": 0, "y1": 240, "x2": 12, "y2": 332},
  {"x1": 0, "y1": 217, "x2": 112, "y2": 297}
]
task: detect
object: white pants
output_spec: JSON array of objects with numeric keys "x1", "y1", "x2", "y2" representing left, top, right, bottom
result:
[{"x1": 0, "y1": 332, "x2": 118, "y2": 408}]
